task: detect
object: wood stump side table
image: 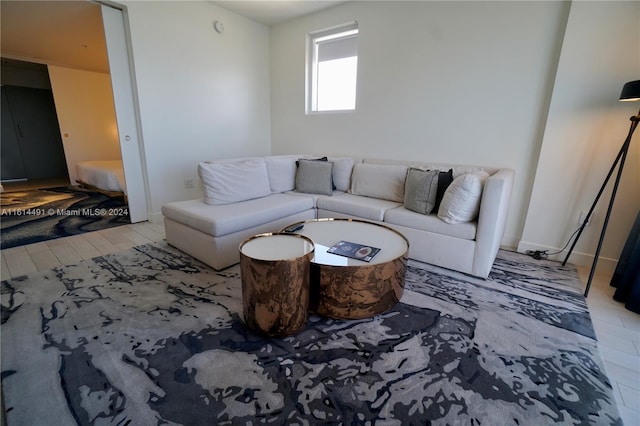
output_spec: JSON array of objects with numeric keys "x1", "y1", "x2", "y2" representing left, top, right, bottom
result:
[{"x1": 239, "y1": 233, "x2": 315, "y2": 337}]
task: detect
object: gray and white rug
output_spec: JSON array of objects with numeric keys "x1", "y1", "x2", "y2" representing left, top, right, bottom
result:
[{"x1": 1, "y1": 242, "x2": 621, "y2": 425}]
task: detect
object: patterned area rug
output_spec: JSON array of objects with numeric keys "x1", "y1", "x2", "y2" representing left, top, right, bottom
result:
[
  {"x1": 0, "y1": 186, "x2": 130, "y2": 249},
  {"x1": 1, "y1": 242, "x2": 620, "y2": 425}
]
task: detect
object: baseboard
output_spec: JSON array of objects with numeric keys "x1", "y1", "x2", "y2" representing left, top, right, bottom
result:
[
  {"x1": 516, "y1": 240, "x2": 618, "y2": 274},
  {"x1": 149, "y1": 212, "x2": 164, "y2": 224},
  {"x1": 500, "y1": 232, "x2": 520, "y2": 251}
]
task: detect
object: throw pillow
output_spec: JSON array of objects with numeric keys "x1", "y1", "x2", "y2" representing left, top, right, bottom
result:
[
  {"x1": 199, "y1": 158, "x2": 272, "y2": 205},
  {"x1": 434, "y1": 169, "x2": 454, "y2": 212},
  {"x1": 403, "y1": 168, "x2": 439, "y2": 214},
  {"x1": 295, "y1": 159, "x2": 333, "y2": 195},
  {"x1": 296, "y1": 156, "x2": 335, "y2": 190},
  {"x1": 437, "y1": 171, "x2": 489, "y2": 224},
  {"x1": 295, "y1": 156, "x2": 328, "y2": 167},
  {"x1": 349, "y1": 163, "x2": 408, "y2": 202}
]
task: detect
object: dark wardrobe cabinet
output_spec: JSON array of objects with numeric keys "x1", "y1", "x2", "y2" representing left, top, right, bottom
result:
[
  {"x1": 1, "y1": 84, "x2": 68, "y2": 182},
  {"x1": 1, "y1": 85, "x2": 68, "y2": 181}
]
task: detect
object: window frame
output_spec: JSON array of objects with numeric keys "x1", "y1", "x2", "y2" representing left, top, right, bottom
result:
[{"x1": 306, "y1": 21, "x2": 359, "y2": 114}]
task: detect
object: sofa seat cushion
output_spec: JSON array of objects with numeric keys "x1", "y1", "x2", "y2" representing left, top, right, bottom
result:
[
  {"x1": 162, "y1": 193, "x2": 314, "y2": 237},
  {"x1": 285, "y1": 190, "x2": 346, "y2": 208},
  {"x1": 317, "y1": 193, "x2": 401, "y2": 221},
  {"x1": 384, "y1": 206, "x2": 477, "y2": 240}
]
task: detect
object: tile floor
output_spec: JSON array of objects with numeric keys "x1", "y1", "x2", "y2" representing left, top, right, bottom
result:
[
  {"x1": 581, "y1": 267, "x2": 640, "y2": 425},
  {"x1": 1, "y1": 224, "x2": 638, "y2": 424}
]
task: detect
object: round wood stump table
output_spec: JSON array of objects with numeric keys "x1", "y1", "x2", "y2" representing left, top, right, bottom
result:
[{"x1": 240, "y1": 233, "x2": 315, "y2": 337}]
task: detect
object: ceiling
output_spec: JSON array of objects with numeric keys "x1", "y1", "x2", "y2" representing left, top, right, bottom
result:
[
  {"x1": 0, "y1": 1, "x2": 346, "y2": 75},
  {"x1": 1, "y1": 1, "x2": 109, "y2": 73},
  {"x1": 212, "y1": 1, "x2": 348, "y2": 26}
]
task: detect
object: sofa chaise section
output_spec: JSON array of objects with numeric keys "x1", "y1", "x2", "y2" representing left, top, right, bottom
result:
[{"x1": 162, "y1": 193, "x2": 315, "y2": 270}]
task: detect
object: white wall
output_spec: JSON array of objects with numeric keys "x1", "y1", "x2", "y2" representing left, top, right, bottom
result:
[
  {"x1": 116, "y1": 0, "x2": 638, "y2": 269},
  {"x1": 48, "y1": 65, "x2": 121, "y2": 185},
  {"x1": 121, "y1": 1, "x2": 271, "y2": 217},
  {"x1": 519, "y1": 1, "x2": 640, "y2": 271},
  {"x1": 270, "y1": 1, "x2": 570, "y2": 248}
]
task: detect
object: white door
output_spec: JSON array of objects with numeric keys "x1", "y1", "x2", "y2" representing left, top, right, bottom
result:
[{"x1": 101, "y1": 4, "x2": 148, "y2": 223}]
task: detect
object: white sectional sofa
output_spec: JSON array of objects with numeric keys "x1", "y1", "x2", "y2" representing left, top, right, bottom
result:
[{"x1": 162, "y1": 155, "x2": 514, "y2": 278}]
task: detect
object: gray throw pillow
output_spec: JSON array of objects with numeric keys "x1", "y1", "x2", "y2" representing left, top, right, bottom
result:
[
  {"x1": 295, "y1": 159, "x2": 333, "y2": 195},
  {"x1": 404, "y1": 168, "x2": 439, "y2": 214}
]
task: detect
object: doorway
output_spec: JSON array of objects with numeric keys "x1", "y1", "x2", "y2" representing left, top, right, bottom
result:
[
  {"x1": 1, "y1": 0, "x2": 148, "y2": 223},
  {"x1": 1, "y1": 59, "x2": 69, "y2": 188}
]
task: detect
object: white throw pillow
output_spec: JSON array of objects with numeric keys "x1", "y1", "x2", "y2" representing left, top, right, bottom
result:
[
  {"x1": 199, "y1": 158, "x2": 272, "y2": 205},
  {"x1": 437, "y1": 171, "x2": 489, "y2": 224},
  {"x1": 264, "y1": 155, "x2": 299, "y2": 193},
  {"x1": 350, "y1": 163, "x2": 408, "y2": 202}
]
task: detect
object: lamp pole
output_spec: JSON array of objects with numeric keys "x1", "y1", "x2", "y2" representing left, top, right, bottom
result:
[
  {"x1": 562, "y1": 111, "x2": 639, "y2": 297},
  {"x1": 561, "y1": 80, "x2": 640, "y2": 297}
]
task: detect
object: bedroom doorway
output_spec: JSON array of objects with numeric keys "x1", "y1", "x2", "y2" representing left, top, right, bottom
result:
[{"x1": 0, "y1": 1, "x2": 149, "y2": 225}]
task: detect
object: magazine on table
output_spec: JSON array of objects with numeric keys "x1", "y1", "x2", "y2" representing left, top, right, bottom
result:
[{"x1": 327, "y1": 240, "x2": 381, "y2": 262}]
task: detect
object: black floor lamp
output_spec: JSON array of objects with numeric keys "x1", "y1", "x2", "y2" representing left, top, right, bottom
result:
[{"x1": 562, "y1": 80, "x2": 640, "y2": 297}]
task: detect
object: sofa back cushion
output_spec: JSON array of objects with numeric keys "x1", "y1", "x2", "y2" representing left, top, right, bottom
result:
[
  {"x1": 328, "y1": 157, "x2": 355, "y2": 192},
  {"x1": 199, "y1": 158, "x2": 271, "y2": 205},
  {"x1": 363, "y1": 158, "x2": 491, "y2": 178},
  {"x1": 264, "y1": 155, "x2": 300, "y2": 193},
  {"x1": 350, "y1": 163, "x2": 408, "y2": 202}
]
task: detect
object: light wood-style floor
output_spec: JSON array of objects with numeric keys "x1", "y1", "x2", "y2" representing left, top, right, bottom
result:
[
  {"x1": 1, "y1": 222, "x2": 165, "y2": 278},
  {"x1": 1, "y1": 223, "x2": 638, "y2": 424},
  {"x1": 581, "y1": 267, "x2": 640, "y2": 425}
]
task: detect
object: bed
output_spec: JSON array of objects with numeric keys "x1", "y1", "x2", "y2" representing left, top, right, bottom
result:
[{"x1": 76, "y1": 160, "x2": 127, "y2": 197}]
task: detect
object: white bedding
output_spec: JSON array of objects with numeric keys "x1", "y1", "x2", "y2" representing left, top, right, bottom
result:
[{"x1": 76, "y1": 160, "x2": 127, "y2": 195}]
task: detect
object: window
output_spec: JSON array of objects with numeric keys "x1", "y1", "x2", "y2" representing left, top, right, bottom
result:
[{"x1": 307, "y1": 22, "x2": 358, "y2": 113}]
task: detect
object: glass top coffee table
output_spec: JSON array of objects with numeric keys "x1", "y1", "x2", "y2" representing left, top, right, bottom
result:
[{"x1": 283, "y1": 218, "x2": 409, "y2": 319}]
